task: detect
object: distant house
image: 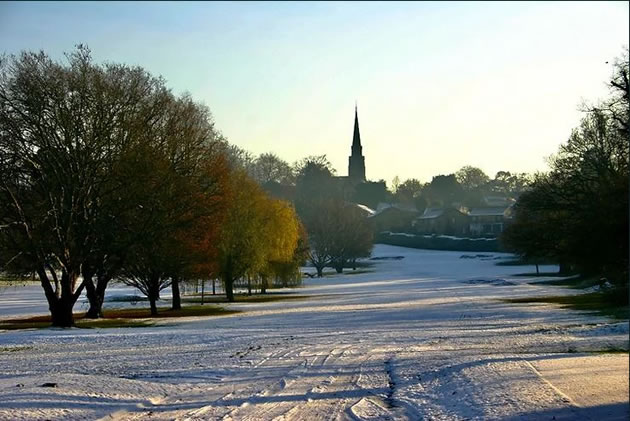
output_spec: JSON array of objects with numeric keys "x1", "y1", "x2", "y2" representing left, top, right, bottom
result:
[
  {"x1": 468, "y1": 206, "x2": 513, "y2": 237},
  {"x1": 369, "y1": 203, "x2": 419, "y2": 233},
  {"x1": 413, "y1": 207, "x2": 469, "y2": 236},
  {"x1": 482, "y1": 195, "x2": 516, "y2": 207}
]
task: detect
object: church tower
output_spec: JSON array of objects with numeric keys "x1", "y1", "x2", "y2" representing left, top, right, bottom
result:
[{"x1": 348, "y1": 105, "x2": 366, "y2": 182}]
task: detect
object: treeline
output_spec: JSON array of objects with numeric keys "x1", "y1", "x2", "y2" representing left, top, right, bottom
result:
[
  {"x1": 388, "y1": 168, "x2": 529, "y2": 212},
  {"x1": 0, "y1": 47, "x2": 307, "y2": 326},
  {"x1": 502, "y1": 48, "x2": 629, "y2": 294},
  {"x1": 226, "y1": 146, "x2": 530, "y2": 211}
]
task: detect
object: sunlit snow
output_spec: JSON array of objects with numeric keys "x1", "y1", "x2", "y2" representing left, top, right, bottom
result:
[{"x1": 0, "y1": 245, "x2": 627, "y2": 420}]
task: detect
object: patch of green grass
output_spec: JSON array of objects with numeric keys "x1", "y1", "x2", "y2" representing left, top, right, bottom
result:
[
  {"x1": 0, "y1": 321, "x2": 52, "y2": 330},
  {"x1": 495, "y1": 259, "x2": 532, "y2": 266},
  {"x1": 180, "y1": 295, "x2": 227, "y2": 304},
  {"x1": 495, "y1": 259, "x2": 557, "y2": 267},
  {"x1": 0, "y1": 276, "x2": 38, "y2": 287},
  {"x1": 341, "y1": 269, "x2": 374, "y2": 276},
  {"x1": 0, "y1": 345, "x2": 33, "y2": 352},
  {"x1": 106, "y1": 295, "x2": 148, "y2": 303},
  {"x1": 78, "y1": 319, "x2": 153, "y2": 328},
  {"x1": 528, "y1": 274, "x2": 599, "y2": 289},
  {"x1": 0, "y1": 315, "x2": 154, "y2": 330},
  {"x1": 233, "y1": 294, "x2": 312, "y2": 303},
  {"x1": 320, "y1": 269, "x2": 373, "y2": 277},
  {"x1": 101, "y1": 305, "x2": 239, "y2": 319},
  {"x1": 514, "y1": 272, "x2": 568, "y2": 277},
  {"x1": 502, "y1": 291, "x2": 629, "y2": 320},
  {"x1": 181, "y1": 293, "x2": 313, "y2": 304},
  {"x1": 0, "y1": 304, "x2": 239, "y2": 331},
  {"x1": 588, "y1": 348, "x2": 629, "y2": 354}
]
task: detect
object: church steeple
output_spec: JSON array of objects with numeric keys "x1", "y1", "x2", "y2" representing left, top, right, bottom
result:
[
  {"x1": 352, "y1": 103, "x2": 361, "y2": 151},
  {"x1": 348, "y1": 104, "x2": 366, "y2": 182}
]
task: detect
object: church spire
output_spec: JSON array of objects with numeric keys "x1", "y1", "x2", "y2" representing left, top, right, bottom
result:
[
  {"x1": 352, "y1": 102, "x2": 361, "y2": 150},
  {"x1": 348, "y1": 103, "x2": 366, "y2": 182}
]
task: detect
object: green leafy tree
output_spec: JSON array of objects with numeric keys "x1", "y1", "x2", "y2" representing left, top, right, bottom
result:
[
  {"x1": 455, "y1": 166, "x2": 490, "y2": 191},
  {"x1": 424, "y1": 174, "x2": 464, "y2": 207},
  {"x1": 393, "y1": 178, "x2": 424, "y2": 206}
]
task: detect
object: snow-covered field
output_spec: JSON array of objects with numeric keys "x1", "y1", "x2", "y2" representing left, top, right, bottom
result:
[{"x1": 0, "y1": 245, "x2": 628, "y2": 420}]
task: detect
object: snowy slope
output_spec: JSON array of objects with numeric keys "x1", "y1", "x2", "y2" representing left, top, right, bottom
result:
[{"x1": 0, "y1": 245, "x2": 628, "y2": 420}]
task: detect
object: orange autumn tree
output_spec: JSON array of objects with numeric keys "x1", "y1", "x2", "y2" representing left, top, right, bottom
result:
[
  {"x1": 118, "y1": 94, "x2": 230, "y2": 316},
  {"x1": 170, "y1": 153, "x2": 231, "y2": 310}
]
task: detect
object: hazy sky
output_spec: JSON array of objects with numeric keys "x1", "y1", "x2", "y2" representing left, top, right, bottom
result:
[{"x1": 1, "y1": 1, "x2": 628, "y2": 184}]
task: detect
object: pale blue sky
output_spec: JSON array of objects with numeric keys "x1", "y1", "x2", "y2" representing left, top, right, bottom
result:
[{"x1": 1, "y1": 1, "x2": 628, "y2": 184}]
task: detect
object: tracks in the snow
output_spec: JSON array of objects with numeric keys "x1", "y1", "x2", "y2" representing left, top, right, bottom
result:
[{"x1": 129, "y1": 340, "x2": 409, "y2": 421}]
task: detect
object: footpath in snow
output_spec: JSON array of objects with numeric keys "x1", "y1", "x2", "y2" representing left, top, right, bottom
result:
[{"x1": 0, "y1": 244, "x2": 628, "y2": 420}]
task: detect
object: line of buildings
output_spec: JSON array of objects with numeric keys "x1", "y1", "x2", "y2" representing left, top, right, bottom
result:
[
  {"x1": 365, "y1": 200, "x2": 514, "y2": 238},
  {"x1": 343, "y1": 106, "x2": 514, "y2": 238}
]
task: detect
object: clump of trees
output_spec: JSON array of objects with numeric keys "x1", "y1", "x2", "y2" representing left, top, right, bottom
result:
[
  {"x1": 503, "y1": 49, "x2": 629, "y2": 292},
  {"x1": 293, "y1": 156, "x2": 373, "y2": 276},
  {"x1": 0, "y1": 46, "x2": 304, "y2": 325}
]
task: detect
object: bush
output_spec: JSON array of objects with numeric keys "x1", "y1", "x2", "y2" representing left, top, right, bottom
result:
[{"x1": 376, "y1": 232, "x2": 499, "y2": 252}]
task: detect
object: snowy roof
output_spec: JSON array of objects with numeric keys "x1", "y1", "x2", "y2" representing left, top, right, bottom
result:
[
  {"x1": 354, "y1": 203, "x2": 376, "y2": 216},
  {"x1": 417, "y1": 208, "x2": 444, "y2": 219},
  {"x1": 468, "y1": 207, "x2": 509, "y2": 216},
  {"x1": 482, "y1": 196, "x2": 516, "y2": 207},
  {"x1": 374, "y1": 202, "x2": 418, "y2": 213}
]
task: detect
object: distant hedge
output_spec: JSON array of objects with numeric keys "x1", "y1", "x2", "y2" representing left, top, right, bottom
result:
[{"x1": 376, "y1": 232, "x2": 501, "y2": 252}]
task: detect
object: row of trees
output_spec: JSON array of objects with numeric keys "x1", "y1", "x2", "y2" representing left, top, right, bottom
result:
[
  {"x1": 503, "y1": 48, "x2": 628, "y2": 291},
  {"x1": 0, "y1": 46, "x2": 304, "y2": 326},
  {"x1": 227, "y1": 142, "x2": 530, "y2": 211},
  {"x1": 389, "y1": 169, "x2": 530, "y2": 211}
]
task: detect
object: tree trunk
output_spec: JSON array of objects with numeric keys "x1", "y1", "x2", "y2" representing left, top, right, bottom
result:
[
  {"x1": 149, "y1": 296, "x2": 158, "y2": 316},
  {"x1": 50, "y1": 270, "x2": 84, "y2": 327},
  {"x1": 85, "y1": 273, "x2": 110, "y2": 319},
  {"x1": 83, "y1": 268, "x2": 99, "y2": 318},
  {"x1": 535, "y1": 264, "x2": 540, "y2": 276},
  {"x1": 50, "y1": 297, "x2": 75, "y2": 327},
  {"x1": 212, "y1": 279, "x2": 216, "y2": 295},
  {"x1": 316, "y1": 266, "x2": 323, "y2": 277},
  {"x1": 352, "y1": 259, "x2": 357, "y2": 270},
  {"x1": 148, "y1": 278, "x2": 160, "y2": 316},
  {"x1": 171, "y1": 277, "x2": 181, "y2": 310},
  {"x1": 261, "y1": 276, "x2": 267, "y2": 294},
  {"x1": 334, "y1": 261, "x2": 344, "y2": 274},
  {"x1": 224, "y1": 276, "x2": 235, "y2": 302},
  {"x1": 247, "y1": 275, "x2": 252, "y2": 296},
  {"x1": 85, "y1": 290, "x2": 105, "y2": 318},
  {"x1": 201, "y1": 279, "x2": 205, "y2": 305}
]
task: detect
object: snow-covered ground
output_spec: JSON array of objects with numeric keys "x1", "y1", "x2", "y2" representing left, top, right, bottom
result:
[{"x1": 0, "y1": 245, "x2": 628, "y2": 420}]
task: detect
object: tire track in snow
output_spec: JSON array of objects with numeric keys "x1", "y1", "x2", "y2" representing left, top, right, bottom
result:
[{"x1": 216, "y1": 343, "x2": 382, "y2": 421}]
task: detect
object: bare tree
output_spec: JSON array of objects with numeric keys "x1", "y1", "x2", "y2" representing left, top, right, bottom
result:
[{"x1": 0, "y1": 46, "x2": 171, "y2": 326}]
